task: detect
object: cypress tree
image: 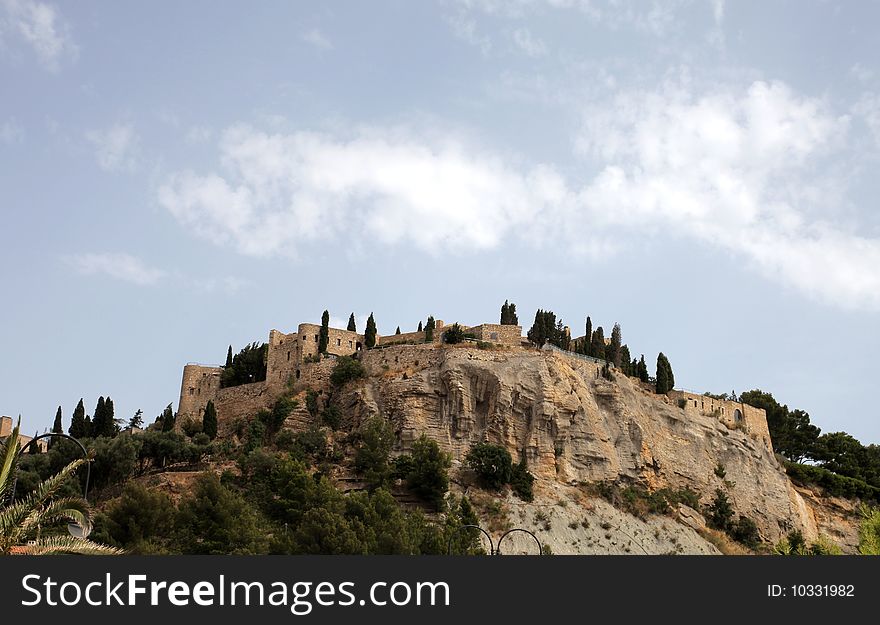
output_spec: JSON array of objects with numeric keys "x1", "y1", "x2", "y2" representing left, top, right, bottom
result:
[
  {"x1": 584, "y1": 317, "x2": 593, "y2": 356},
  {"x1": 69, "y1": 398, "x2": 87, "y2": 438},
  {"x1": 365, "y1": 313, "x2": 377, "y2": 348},
  {"x1": 202, "y1": 400, "x2": 218, "y2": 440},
  {"x1": 395, "y1": 326, "x2": 401, "y2": 334},
  {"x1": 418, "y1": 321, "x2": 423, "y2": 332},
  {"x1": 609, "y1": 323, "x2": 622, "y2": 367},
  {"x1": 159, "y1": 404, "x2": 176, "y2": 432},
  {"x1": 656, "y1": 352, "x2": 674, "y2": 394},
  {"x1": 225, "y1": 345, "x2": 233, "y2": 368},
  {"x1": 318, "y1": 309, "x2": 330, "y2": 354},
  {"x1": 501, "y1": 301, "x2": 509, "y2": 324},
  {"x1": 508, "y1": 301, "x2": 518, "y2": 326},
  {"x1": 347, "y1": 313, "x2": 357, "y2": 332},
  {"x1": 105, "y1": 396, "x2": 117, "y2": 437},
  {"x1": 619, "y1": 345, "x2": 632, "y2": 375},
  {"x1": 425, "y1": 316, "x2": 435, "y2": 343},
  {"x1": 631, "y1": 358, "x2": 639, "y2": 377},
  {"x1": 637, "y1": 355, "x2": 649, "y2": 383},
  {"x1": 51, "y1": 406, "x2": 63, "y2": 448},
  {"x1": 83, "y1": 415, "x2": 92, "y2": 438},
  {"x1": 92, "y1": 396, "x2": 116, "y2": 438},
  {"x1": 590, "y1": 327, "x2": 605, "y2": 359}
]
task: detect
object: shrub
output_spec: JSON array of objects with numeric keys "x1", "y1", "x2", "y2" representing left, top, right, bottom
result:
[
  {"x1": 510, "y1": 459, "x2": 535, "y2": 502},
  {"x1": 321, "y1": 405, "x2": 341, "y2": 430},
  {"x1": 95, "y1": 482, "x2": 176, "y2": 553},
  {"x1": 785, "y1": 461, "x2": 880, "y2": 501},
  {"x1": 330, "y1": 356, "x2": 365, "y2": 386},
  {"x1": 729, "y1": 516, "x2": 760, "y2": 548},
  {"x1": 466, "y1": 443, "x2": 513, "y2": 490},
  {"x1": 714, "y1": 463, "x2": 726, "y2": 478},
  {"x1": 706, "y1": 489, "x2": 734, "y2": 531},
  {"x1": 305, "y1": 390, "x2": 320, "y2": 419},
  {"x1": 391, "y1": 455, "x2": 415, "y2": 481},
  {"x1": 180, "y1": 417, "x2": 202, "y2": 438},
  {"x1": 406, "y1": 435, "x2": 451, "y2": 509},
  {"x1": 220, "y1": 342, "x2": 268, "y2": 388},
  {"x1": 677, "y1": 398, "x2": 687, "y2": 409},
  {"x1": 443, "y1": 323, "x2": 466, "y2": 344},
  {"x1": 354, "y1": 416, "x2": 394, "y2": 489}
]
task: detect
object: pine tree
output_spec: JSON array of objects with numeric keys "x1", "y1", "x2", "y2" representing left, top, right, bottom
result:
[
  {"x1": 129, "y1": 409, "x2": 144, "y2": 430},
  {"x1": 609, "y1": 323, "x2": 622, "y2": 367},
  {"x1": 365, "y1": 313, "x2": 377, "y2": 348},
  {"x1": 637, "y1": 355, "x2": 649, "y2": 383},
  {"x1": 425, "y1": 316, "x2": 435, "y2": 343},
  {"x1": 347, "y1": 313, "x2": 356, "y2": 332},
  {"x1": 656, "y1": 352, "x2": 674, "y2": 394},
  {"x1": 418, "y1": 321, "x2": 423, "y2": 332},
  {"x1": 395, "y1": 326, "x2": 401, "y2": 335},
  {"x1": 318, "y1": 309, "x2": 330, "y2": 354},
  {"x1": 584, "y1": 317, "x2": 593, "y2": 356},
  {"x1": 202, "y1": 400, "x2": 218, "y2": 440},
  {"x1": 225, "y1": 345, "x2": 233, "y2": 368},
  {"x1": 69, "y1": 398, "x2": 87, "y2": 438}
]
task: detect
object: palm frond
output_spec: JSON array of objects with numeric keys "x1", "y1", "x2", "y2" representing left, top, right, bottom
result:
[
  {"x1": 11, "y1": 535, "x2": 123, "y2": 556},
  {"x1": 0, "y1": 419, "x2": 22, "y2": 502},
  {"x1": 26, "y1": 458, "x2": 88, "y2": 507},
  {"x1": 18, "y1": 496, "x2": 91, "y2": 537}
]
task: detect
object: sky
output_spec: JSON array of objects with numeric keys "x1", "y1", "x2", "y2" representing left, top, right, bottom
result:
[{"x1": 1, "y1": 0, "x2": 879, "y2": 444}]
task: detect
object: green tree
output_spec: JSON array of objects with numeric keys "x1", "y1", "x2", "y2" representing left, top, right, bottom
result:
[
  {"x1": 174, "y1": 473, "x2": 269, "y2": 554},
  {"x1": 637, "y1": 355, "x2": 649, "y2": 383},
  {"x1": 395, "y1": 326, "x2": 401, "y2": 335},
  {"x1": 202, "y1": 400, "x2": 218, "y2": 440},
  {"x1": 590, "y1": 326, "x2": 606, "y2": 359},
  {"x1": 225, "y1": 345, "x2": 233, "y2": 368},
  {"x1": 706, "y1": 488, "x2": 733, "y2": 531},
  {"x1": 318, "y1": 309, "x2": 330, "y2": 354},
  {"x1": 424, "y1": 316, "x2": 435, "y2": 343},
  {"x1": 655, "y1": 352, "x2": 674, "y2": 394},
  {"x1": 92, "y1": 395, "x2": 117, "y2": 439},
  {"x1": 330, "y1": 355, "x2": 366, "y2": 386},
  {"x1": 418, "y1": 321, "x2": 423, "y2": 332},
  {"x1": 443, "y1": 323, "x2": 465, "y2": 344},
  {"x1": 739, "y1": 390, "x2": 821, "y2": 463},
  {"x1": 858, "y1": 504, "x2": 880, "y2": 555},
  {"x1": 355, "y1": 416, "x2": 395, "y2": 489},
  {"x1": 406, "y1": 435, "x2": 451, "y2": 509},
  {"x1": 159, "y1": 403, "x2": 176, "y2": 433},
  {"x1": 584, "y1": 317, "x2": 593, "y2": 355},
  {"x1": 500, "y1": 300, "x2": 519, "y2": 325},
  {"x1": 347, "y1": 313, "x2": 357, "y2": 332},
  {"x1": 466, "y1": 443, "x2": 512, "y2": 489},
  {"x1": 510, "y1": 458, "x2": 535, "y2": 502},
  {"x1": 52, "y1": 406, "x2": 63, "y2": 436},
  {"x1": 220, "y1": 342, "x2": 268, "y2": 388},
  {"x1": 527, "y1": 309, "x2": 567, "y2": 348},
  {"x1": 97, "y1": 482, "x2": 175, "y2": 553},
  {"x1": 619, "y1": 345, "x2": 632, "y2": 375},
  {"x1": 129, "y1": 409, "x2": 143, "y2": 430},
  {"x1": 69, "y1": 398, "x2": 88, "y2": 439},
  {"x1": 609, "y1": 323, "x2": 623, "y2": 367},
  {"x1": 365, "y1": 313, "x2": 378, "y2": 348}
]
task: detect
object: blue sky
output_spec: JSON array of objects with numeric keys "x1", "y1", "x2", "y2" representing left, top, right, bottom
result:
[{"x1": 1, "y1": 1, "x2": 879, "y2": 443}]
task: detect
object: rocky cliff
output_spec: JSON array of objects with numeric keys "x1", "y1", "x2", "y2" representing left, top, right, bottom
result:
[{"x1": 335, "y1": 345, "x2": 813, "y2": 544}]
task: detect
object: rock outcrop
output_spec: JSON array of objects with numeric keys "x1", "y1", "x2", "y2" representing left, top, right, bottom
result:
[{"x1": 342, "y1": 345, "x2": 812, "y2": 542}]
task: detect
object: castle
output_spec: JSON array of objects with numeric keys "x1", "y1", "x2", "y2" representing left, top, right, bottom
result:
[
  {"x1": 177, "y1": 319, "x2": 524, "y2": 425},
  {"x1": 176, "y1": 317, "x2": 772, "y2": 454},
  {"x1": 0, "y1": 416, "x2": 49, "y2": 452}
]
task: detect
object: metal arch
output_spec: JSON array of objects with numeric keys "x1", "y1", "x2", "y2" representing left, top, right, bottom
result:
[
  {"x1": 447, "y1": 524, "x2": 495, "y2": 555},
  {"x1": 496, "y1": 527, "x2": 543, "y2": 555},
  {"x1": 11, "y1": 433, "x2": 91, "y2": 502}
]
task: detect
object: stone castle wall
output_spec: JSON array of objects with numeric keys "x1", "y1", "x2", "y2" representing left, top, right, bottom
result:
[
  {"x1": 177, "y1": 364, "x2": 222, "y2": 423},
  {"x1": 667, "y1": 390, "x2": 773, "y2": 453}
]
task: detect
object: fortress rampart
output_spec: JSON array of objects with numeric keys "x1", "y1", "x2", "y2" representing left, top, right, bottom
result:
[{"x1": 667, "y1": 389, "x2": 773, "y2": 453}]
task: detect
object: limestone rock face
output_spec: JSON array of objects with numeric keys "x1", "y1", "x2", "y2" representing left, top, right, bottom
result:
[{"x1": 346, "y1": 347, "x2": 811, "y2": 542}]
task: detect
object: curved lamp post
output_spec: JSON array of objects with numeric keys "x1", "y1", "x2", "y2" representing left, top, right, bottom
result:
[
  {"x1": 447, "y1": 524, "x2": 543, "y2": 555},
  {"x1": 12, "y1": 433, "x2": 91, "y2": 539}
]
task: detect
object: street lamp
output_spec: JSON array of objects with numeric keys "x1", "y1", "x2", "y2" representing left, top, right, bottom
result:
[
  {"x1": 447, "y1": 524, "x2": 543, "y2": 555},
  {"x1": 13, "y1": 433, "x2": 91, "y2": 539}
]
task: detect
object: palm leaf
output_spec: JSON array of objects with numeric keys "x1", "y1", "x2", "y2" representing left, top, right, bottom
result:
[
  {"x1": 0, "y1": 419, "x2": 22, "y2": 503},
  {"x1": 12, "y1": 535, "x2": 123, "y2": 556}
]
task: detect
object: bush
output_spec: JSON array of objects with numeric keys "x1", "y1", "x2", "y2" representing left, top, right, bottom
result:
[
  {"x1": 305, "y1": 389, "x2": 320, "y2": 419},
  {"x1": 391, "y1": 455, "x2": 415, "y2": 481},
  {"x1": 330, "y1": 356, "x2": 365, "y2": 386},
  {"x1": 354, "y1": 416, "x2": 394, "y2": 489},
  {"x1": 321, "y1": 405, "x2": 341, "y2": 430},
  {"x1": 259, "y1": 396, "x2": 297, "y2": 436},
  {"x1": 706, "y1": 489, "x2": 734, "y2": 531},
  {"x1": 510, "y1": 459, "x2": 535, "y2": 502},
  {"x1": 180, "y1": 417, "x2": 202, "y2": 438},
  {"x1": 785, "y1": 461, "x2": 880, "y2": 501},
  {"x1": 406, "y1": 435, "x2": 451, "y2": 509},
  {"x1": 466, "y1": 443, "x2": 513, "y2": 490},
  {"x1": 220, "y1": 342, "x2": 268, "y2": 388},
  {"x1": 95, "y1": 482, "x2": 176, "y2": 553},
  {"x1": 443, "y1": 323, "x2": 466, "y2": 344},
  {"x1": 729, "y1": 516, "x2": 760, "y2": 548}
]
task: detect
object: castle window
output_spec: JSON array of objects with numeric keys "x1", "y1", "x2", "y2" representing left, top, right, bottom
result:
[
  {"x1": 287, "y1": 351, "x2": 290, "y2": 361},
  {"x1": 734, "y1": 409, "x2": 743, "y2": 422},
  {"x1": 197, "y1": 388, "x2": 200, "y2": 395},
  {"x1": 314, "y1": 335, "x2": 318, "y2": 342},
  {"x1": 302, "y1": 335, "x2": 306, "y2": 341},
  {"x1": 349, "y1": 341, "x2": 353, "y2": 348},
  {"x1": 337, "y1": 338, "x2": 341, "y2": 346},
  {"x1": 694, "y1": 400, "x2": 697, "y2": 407},
  {"x1": 296, "y1": 370, "x2": 301, "y2": 379},
  {"x1": 189, "y1": 387, "x2": 194, "y2": 396}
]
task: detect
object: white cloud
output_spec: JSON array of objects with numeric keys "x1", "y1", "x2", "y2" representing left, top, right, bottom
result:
[
  {"x1": 86, "y1": 123, "x2": 139, "y2": 172},
  {"x1": 850, "y1": 63, "x2": 874, "y2": 85},
  {"x1": 0, "y1": 118, "x2": 24, "y2": 144},
  {"x1": 66, "y1": 253, "x2": 164, "y2": 286},
  {"x1": 0, "y1": 0, "x2": 77, "y2": 70},
  {"x1": 301, "y1": 28, "x2": 333, "y2": 50},
  {"x1": 853, "y1": 93, "x2": 880, "y2": 146},
  {"x1": 158, "y1": 79, "x2": 880, "y2": 311},
  {"x1": 511, "y1": 27, "x2": 547, "y2": 57}
]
